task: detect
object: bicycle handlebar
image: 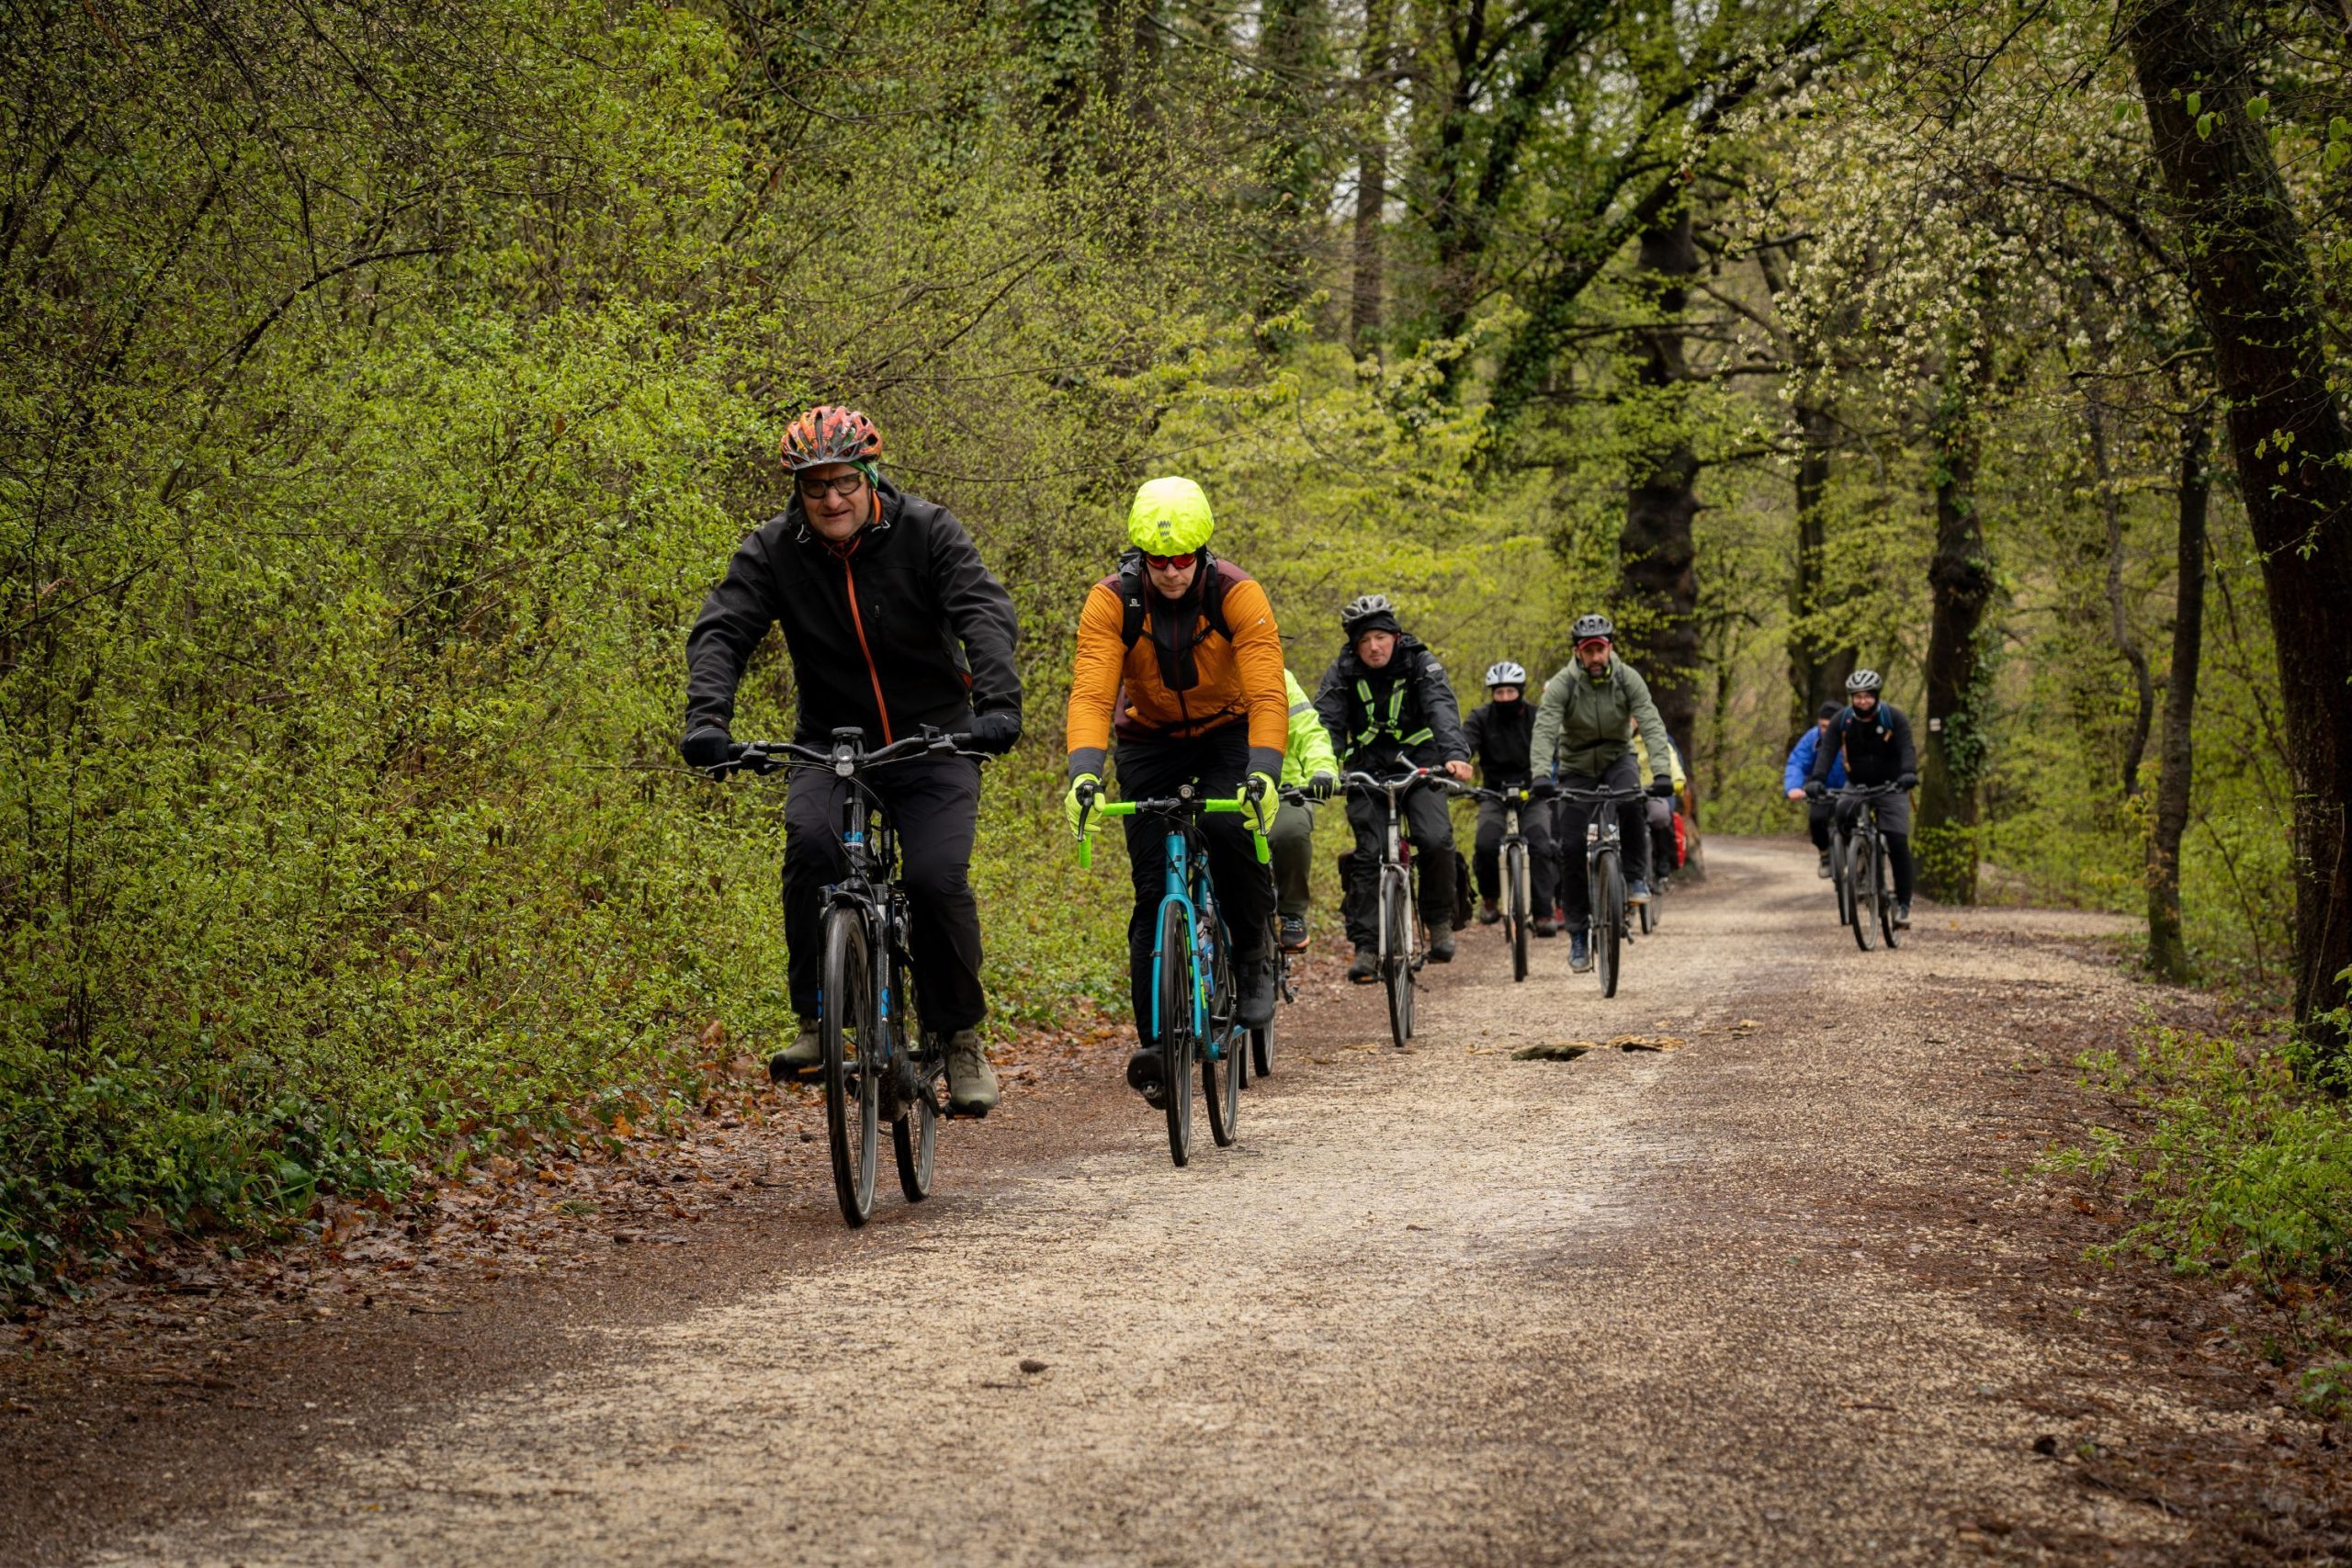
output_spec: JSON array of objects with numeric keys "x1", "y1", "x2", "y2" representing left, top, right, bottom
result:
[
  {"x1": 1073, "y1": 788, "x2": 1269, "y2": 870},
  {"x1": 1554, "y1": 784, "x2": 1647, "y2": 805},
  {"x1": 1826, "y1": 782, "x2": 1907, "y2": 798},
  {"x1": 719, "y1": 726, "x2": 980, "y2": 778}
]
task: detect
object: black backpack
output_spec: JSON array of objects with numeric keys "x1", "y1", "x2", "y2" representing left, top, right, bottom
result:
[{"x1": 1112, "y1": 547, "x2": 1237, "y2": 650}]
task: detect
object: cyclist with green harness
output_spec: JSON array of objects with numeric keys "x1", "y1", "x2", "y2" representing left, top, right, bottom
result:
[
  {"x1": 1063, "y1": 478, "x2": 1287, "y2": 1108},
  {"x1": 1269, "y1": 668, "x2": 1340, "y2": 953},
  {"x1": 1312, "y1": 594, "x2": 1474, "y2": 983},
  {"x1": 1529, "y1": 613, "x2": 1674, "y2": 973}
]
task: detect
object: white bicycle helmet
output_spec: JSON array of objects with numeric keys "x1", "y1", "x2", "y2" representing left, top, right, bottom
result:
[{"x1": 1484, "y1": 661, "x2": 1528, "y2": 687}]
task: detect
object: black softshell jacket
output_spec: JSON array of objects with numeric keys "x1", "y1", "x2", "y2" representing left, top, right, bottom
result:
[
  {"x1": 1463, "y1": 698, "x2": 1537, "y2": 785},
  {"x1": 684, "y1": 479, "x2": 1022, "y2": 745},
  {"x1": 1810, "y1": 702, "x2": 1917, "y2": 788},
  {"x1": 1311, "y1": 636, "x2": 1470, "y2": 773}
]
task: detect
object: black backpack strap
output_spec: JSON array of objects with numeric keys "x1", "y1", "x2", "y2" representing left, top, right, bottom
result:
[{"x1": 1118, "y1": 547, "x2": 1234, "y2": 649}]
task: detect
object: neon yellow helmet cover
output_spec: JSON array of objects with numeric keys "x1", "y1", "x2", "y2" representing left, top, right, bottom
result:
[{"x1": 1126, "y1": 476, "x2": 1216, "y2": 554}]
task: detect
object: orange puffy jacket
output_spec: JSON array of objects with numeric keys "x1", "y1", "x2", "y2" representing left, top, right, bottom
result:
[{"x1": 1064, "y1": 558, "x2": 1287, "y2": 781}]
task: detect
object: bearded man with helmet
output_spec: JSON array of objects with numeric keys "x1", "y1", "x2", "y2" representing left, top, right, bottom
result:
[
  {"x1": 682, "y1": 405, "x2": 1023, "y2": 1115},
  {"x1": 1311, "y1": 594, "x2": 1475, "y2": 983},
  {"x1": 1528, "y1": 613, "x2": 1675, "y2": 973},
  {"x1": 1062, "y1": 478, "x2": 1287, "y2": 1109}
]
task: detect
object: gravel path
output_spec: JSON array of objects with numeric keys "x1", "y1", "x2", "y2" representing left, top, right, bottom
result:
[{"x1": 79, "y1": 839, "x2": 2330, "y2": 1564}]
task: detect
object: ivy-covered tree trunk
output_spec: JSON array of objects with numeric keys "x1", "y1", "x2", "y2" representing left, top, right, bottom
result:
[
  {"x1": 2129, "y1": 0, "x2": 2352, "y2": 1049},
  {"x1": 1619, "y1": 209, "x2": 1702, "y2": 784},
  {"x1": 2147, "y1": 408, "x2": 2210, "y2": 983},
  {"x1": 1918, "y1": 380, "x2": 1995, "y2": 905},
  {"x1": 1786, "y1": 398, "x2": 1855, "y2": 726}
]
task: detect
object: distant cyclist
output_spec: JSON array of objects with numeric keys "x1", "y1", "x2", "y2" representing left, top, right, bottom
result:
[
  {"x1": 1804, "y1": 670, "x2": 1918, "y2": 928},
  {"x1": 1463, "y1": 661, "x2": 1559, "y2": 937},
  {"x1": 683, "y1": 405, "x2": 1023, "y2": 1115},
  {"x1": 1783, "y1": 701, "x2": 1845, "y2": 878},
  {"x1": 1269, "y1": 667, "x2": 1340, "y2": 953},
  {"x1": 1311, "y1": 594, "x2": 1474, "y2": 982},
  {"x1": 1063, "y1": 477, "x2": 1285, "y2": 1107},
  {"x1": 1529, "y1": 614, "x2": 1674, "y2": 973},
  {"x1": 1631, "y1": 726, "x2": 1688, "y2": 888}
]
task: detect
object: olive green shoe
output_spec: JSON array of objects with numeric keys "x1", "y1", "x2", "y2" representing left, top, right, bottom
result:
[
  {"x1": 945, "y1": 1030, "x2": 999, "y2": 1117},
  {"x1": 768, "y1": 1019, "x2": 822, "y2": 1084}
]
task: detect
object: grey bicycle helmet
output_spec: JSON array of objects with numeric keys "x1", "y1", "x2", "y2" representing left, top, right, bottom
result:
[
  {"x1": 1484, "y1": 660, "x2": 1528, "y2": 688},
  {"x1": 1571, "y1": 613, "x2": 1615, "y2": 642},
  {"x1": 1341, "y1": 593, "x2": 1402, "y2": 639},
  {"x1": 1846, "y1": 668, "x2": 1883, "y2": 694}
]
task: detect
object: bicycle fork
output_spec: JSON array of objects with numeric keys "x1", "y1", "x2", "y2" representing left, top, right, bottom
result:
[{"x1": 1147, "y1": 831, "x2": 1209, "y2": 1050}]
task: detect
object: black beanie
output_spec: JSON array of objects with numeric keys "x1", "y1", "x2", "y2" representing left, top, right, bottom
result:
[{"x1": 1817, "y1": 702, "x2": 1841, "y2": 721}]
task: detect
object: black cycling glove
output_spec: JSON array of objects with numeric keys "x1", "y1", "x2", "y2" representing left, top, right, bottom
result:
[
  {"x1": 682, "y1": 726, "x2": 733, "y2": 772},
  {"x1": 966, "y1": 709, "x2": 1023, "y2": 755}
]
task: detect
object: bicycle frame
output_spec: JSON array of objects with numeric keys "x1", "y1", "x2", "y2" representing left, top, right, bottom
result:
[{"x1": 1342, "y1": 769, "x2": 1443, "y2": 968}]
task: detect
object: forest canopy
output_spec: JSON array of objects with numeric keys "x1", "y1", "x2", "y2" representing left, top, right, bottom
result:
[{"x1": 2, "y1": 0, "x2": 2346, "y2": 1295}]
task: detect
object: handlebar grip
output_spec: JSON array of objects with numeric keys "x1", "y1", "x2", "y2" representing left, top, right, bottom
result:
[{"x1": 1077, "y1": 834, "x2": 1092, "y2": 871}]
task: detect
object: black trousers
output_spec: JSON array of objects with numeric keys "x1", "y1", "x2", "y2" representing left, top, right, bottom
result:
[
  {"x1": 1115, "y1": 727, "x2": 1274, "y2": 1046},
  {"x1": 783, "y1": 752, "x2": 985, "y2": 1033},
  {"x1": 1343, "y1": 782, "x2": 1456, "y2": 946},
  {"x1": 1554, "y1": 752, "x2": 1650, "y2": 926},
  {"x1": 1805, "y1": 799, "x2": 1835, "y2": 852},
  {"x1": 1473, "y1": 796, "x2": 1557, "y2": 913},
  {"x1": 1835, "y1": 793, "x2": 1916, "y2": 903}
]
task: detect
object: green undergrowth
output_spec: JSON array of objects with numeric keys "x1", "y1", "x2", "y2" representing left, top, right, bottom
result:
[{"x1": 2053, "y1": 1008, "x2": 2352, "y2": 1414}]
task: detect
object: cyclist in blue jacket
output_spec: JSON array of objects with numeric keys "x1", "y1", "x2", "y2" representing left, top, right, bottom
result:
[{"x1": 1782, "y1": 702, "x2": 1845, "y2": 879}]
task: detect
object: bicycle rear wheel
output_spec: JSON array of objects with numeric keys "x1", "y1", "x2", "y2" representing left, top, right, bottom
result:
[
  {"x1": 1851, "y1": 832, "x2": 1881, "y2": 952},
  {"x1": 1505, "y1": 841, "x2": 1530, "y2": 983},
  {"x1": 1203, "y1": 927, "x2": 1239, "y2": 1148},
  {"x1": 820, "y1": 908, "x2": 881, "y2": 1226},
  {"x1": 1381, "y1": 871, "x2": 1410, "y2": 1050},
  {"x1": 891, "y1": 1034, "x2": 938, "y2": 1202},
  {"x1": 1250, "y1": 933, "x2": 1276, "y2": 1079},
  {"x1": 1876, "y1": 836, "x2": 1903, "y2": 950},
  {"x1": 1595, "y1": 851, "x2": 1624, "y2": 998},
  {"x1": 1158, "y1": 900, "x2": 1198, "y2": 1167}
]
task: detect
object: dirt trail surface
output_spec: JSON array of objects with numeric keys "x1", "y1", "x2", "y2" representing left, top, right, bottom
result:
[{"x1": 14, "y1": 837, "x2": 2352, "y2": 1563}]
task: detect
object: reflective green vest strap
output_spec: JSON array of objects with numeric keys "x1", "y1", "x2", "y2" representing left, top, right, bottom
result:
[{"x1": 1353, "y1": 677, "x2": 1432, "y2": 749}]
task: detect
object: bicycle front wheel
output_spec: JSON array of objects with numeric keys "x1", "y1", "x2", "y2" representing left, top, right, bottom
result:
[
  {"x1": 1595, "y1": 851, "x2": 1624, "y2": 998},
  {"x1": 1876, "y1": 835, "x2": 1902, "y2": 950},
  {"x1": 1505, "y1": 841, "x2": 1530, "y2": 983},
  {"x1": 1203, "y1": 929, "x2": 1239, "y2": 1148},
  {"x1": 821, "y1": 908, "x2": 881, "y2": 1226},
  {"x1": 1382, "y1": 871, "x2": 1411, "y2": 1049},
  {"x1": 1159, "y1": 900, "x2": 1198, "y2": 1167},
  {"x1": 1831, "y1": 833, "x2": 1853, "y2": 926},
  {"x1": 1851, "y1": 832, "x2": 1881, "y2": 953}
]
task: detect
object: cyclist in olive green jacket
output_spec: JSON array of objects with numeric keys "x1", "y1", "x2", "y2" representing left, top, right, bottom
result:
[
  {"x1": 1268, "y1": 667, "x2": 1340, "y2": 952},
  {"x1": 1529, "y1": 613, "x2": 1676, "y2": 972}
]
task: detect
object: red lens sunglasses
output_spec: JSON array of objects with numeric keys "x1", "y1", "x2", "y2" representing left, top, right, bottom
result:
[{"x1": 1143, "y1": 551, "x2": 1198, "y2": 570}]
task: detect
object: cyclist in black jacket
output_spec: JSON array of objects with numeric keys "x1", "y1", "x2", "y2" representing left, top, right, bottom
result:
[
  {"x1": 1462, "y1": 661, "x2": 1559, "y2": 936},
  {"x1": 682, "y1": 405, "x2": 1023, "y2": 1114},
  {"x1": 1804, "y1": 668, "x2": 1918, "y2": 928}
]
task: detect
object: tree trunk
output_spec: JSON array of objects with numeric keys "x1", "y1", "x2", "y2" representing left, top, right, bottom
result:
[
  {"x1": 1917, "y1": 371, "x2": 1995, "y2": 906},
  {"x1": 1350, "y1": 0, "x2": 1391, "y2": 351},
  {"x1": 2130, "y1": 0, "x2": 2352, "y2": 1050},
  {"x1": 1618, "y1": 209, "x2": 1702, "y2": 780},
  {"x1": 2148, "y1": 407, "x2": 2210, "y2": 983},
  {"x1": 1785, "y1": 398, "x2": 1855, "y2": 726},
  {"x1": 2086, "y1": 395, "x2": 2156, "y2": 795}
]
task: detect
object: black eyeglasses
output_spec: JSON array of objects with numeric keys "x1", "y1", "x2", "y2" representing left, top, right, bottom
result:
[{"x1": 796, "y1": 472, "x2": 867, "y2": 500}]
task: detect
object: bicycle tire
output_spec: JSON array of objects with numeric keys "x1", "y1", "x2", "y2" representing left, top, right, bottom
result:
[
  {"x1": 1159, "y1": 899, "x2": 1197, "y2": 1167},
  {"x1": 1505, "y1": 841, "x2": 1530, "y2": 983},
  {"x1": 1250, "y1": 938, "x2": 1277, "y2": 1080},
  {"x1": 1851, "y1": 831, "x2": 1881, "y2": 952},
  {"x1": 1382, "y1": 871, "x2": 1410, "y2": 1050},
  {"x1": 1831, "y1": 831, "x2": 1853, "y2": 927},
  {"x1": 891, "y1": 1034, "x2": 937, "y2": 1202},
  {"x1": 821, "y1": 908, "x2": 880, "y2": 1226},
  {"x1": 1203, "y1": 925, "x2": 1239, "y2": 1148},
  {"x1": 1876, "y1": 835, "x2": 1903, "y2": 950},
  {"x1": 1596, "y1": 851, "x2": 1623, "y2": 998}
]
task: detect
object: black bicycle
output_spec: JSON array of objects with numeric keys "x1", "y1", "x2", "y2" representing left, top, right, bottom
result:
[
  {"x1": 1558, "y1": 784, "x2": 1646, "y2": 998},
  {"x1": 1462, "y1": 783, "x2": 1546, "y2": 982},
  {"x1": 1344, "y1": 768, "x2": 1452, "y2": 1049},
  {"x1": 1827, "y1": 782, "x2": 1905, "y2": 952},
  {"x1": 1248, "y1": 785, "x2": 1314, "y2": 1081},
  {"x1": 718, "y1": 726, "x2": 982, "y2": 1226}
]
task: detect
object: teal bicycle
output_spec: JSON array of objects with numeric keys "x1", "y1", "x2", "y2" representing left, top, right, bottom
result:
[{"x1": 1077, "y1": 781, "x2": 1269, "y2": 1168}]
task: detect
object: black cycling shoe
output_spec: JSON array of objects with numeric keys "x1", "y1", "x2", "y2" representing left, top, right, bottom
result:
[
  {"x1": 1347, "y1": 944, "x2": 1378, "y2": 984},
  {"x1": 1125, "y1": 1046, "x2": 1168, "y2": 1109},
  {"x1": 1476, "y1": 899, "x2": 1502, "y2": 926},
  {"x1": 1427, "y1": 929, "x2": 1455, "y2": 963},
  {"x1": 1277, "y1": 914, "x2": 1308, "y2": 952},
  {"x1": 1532, "y1": 916, "x2": 1559, "y2": 939},
  {"x1": 1238, "y1": 959, "x2": 1275, "y2": 1028}
]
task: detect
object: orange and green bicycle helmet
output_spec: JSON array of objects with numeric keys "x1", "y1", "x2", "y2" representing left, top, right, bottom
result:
[{"x1": 780, "y1": 405, "x2": 883, "y2": 471}]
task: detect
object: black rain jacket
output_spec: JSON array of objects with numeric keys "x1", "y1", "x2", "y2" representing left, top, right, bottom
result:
[
  {"x1": 1311, "y1": 634, "x2": 1470, "y2": 773},
  {"x1": 1809, "y1": 701, "x2": 1917, "y2": 788},
  {"x1": 1463, "y1": 697, "x2": 1537, "y2": 785},
  {"x1": 684, "y1": 478, "x2": 1021, "y2": 746}
]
